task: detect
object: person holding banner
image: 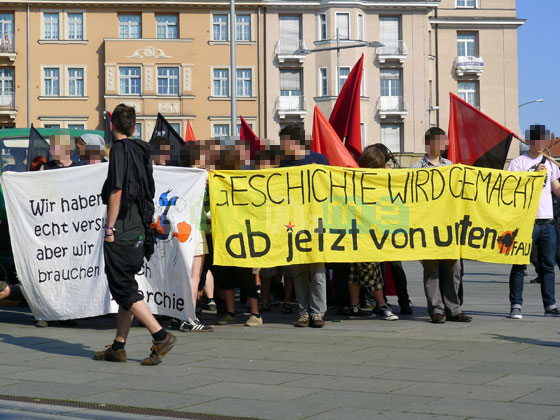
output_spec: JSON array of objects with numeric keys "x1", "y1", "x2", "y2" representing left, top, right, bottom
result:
[
  {"x1": 279, "y1": 125, "x2": 329, "y2": 328},
  {"x1": 508, "y1": 124, "x2": 560, "y2": 319},
  {"x1": 94, "y1": 104, "x2": 176, "y2": 365},
  {"x1": 411, "y1": 128, "x2": 471, "y2": 324}
]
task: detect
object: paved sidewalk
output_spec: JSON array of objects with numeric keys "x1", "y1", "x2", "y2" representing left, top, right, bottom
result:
[{"x1": 1, "y1": 261, "x2": 560, "y2": 420}]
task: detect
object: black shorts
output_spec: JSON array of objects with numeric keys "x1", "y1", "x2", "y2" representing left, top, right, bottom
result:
[
  {"x1": 212, "y1": 265, "x2": 258, "y2": 299},
  {"x1": 104, "y1": 241, "x2": 145, "y2": 310}
]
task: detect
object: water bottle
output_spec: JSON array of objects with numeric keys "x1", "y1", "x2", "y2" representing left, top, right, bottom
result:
[{"x1": 135, "y1": 235, "x2": 144, "y2": 248}]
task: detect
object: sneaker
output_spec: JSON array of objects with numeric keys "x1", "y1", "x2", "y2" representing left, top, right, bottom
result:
[
  {"x1": 310, "y1": 314, "x2": 326, "y2": 328},
  {"x1": 545, "y1": 307, "x2": 560, "y2": 317},
  {"x1": 282, "y1": 302, "x2": 293, "y2": 314},
  {"x1": 179, "y1": 320, "x2": 214, "y2": 332},
  {"x1": 375, "y1": 304, "x2": 398, "y2": 321},
  {"x1": 141, "y1": 332, "x2": 176, "y2": 366},
  {"x1": 509, "y1": 307, "x2": 522, "y2": 319},
  {"x1": 448, "y1": 313, "x2": 472, "y2": 322},
  {"x1": 294, "y1": 313, "x2": 310, "y2": 328},
  {"x1": 203, "y1": 300, "x2": 217, "y2": 312},
  {"x1": 245, "y1": 314, "x2": 263, "y2": 327},
  {"x1": 431, "y1": 313, "x2": 446, "y2": 324},
  {"x1": 35, "y1": 320, "x2": 48, "y2": 328},
  {"x1": 217, "y1": 313, "x2": 236, "y2": 325},
  {"x1": 93, "y1": 345, "x2": 127, "y2": 362},
  {"x1": 348, "y1": 306, "x2": 374, "y2": 319}
]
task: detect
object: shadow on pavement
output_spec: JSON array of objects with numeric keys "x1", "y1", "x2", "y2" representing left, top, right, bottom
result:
[
  {"x1": 489, "y1": 333, "x2": 560, "y2": 348},
  {"x1": 0, "y1": 333, "x2": 92, "y2": 357}
]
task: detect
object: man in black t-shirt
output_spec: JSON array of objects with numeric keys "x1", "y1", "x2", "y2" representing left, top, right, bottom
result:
[{"x1": 94, "y1": 104, "x2": 176, "y2": 366}]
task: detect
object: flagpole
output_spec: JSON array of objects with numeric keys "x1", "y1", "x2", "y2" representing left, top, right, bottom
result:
[{"x1": 230, "y1": 0, "x2": 237, "y2": 139}]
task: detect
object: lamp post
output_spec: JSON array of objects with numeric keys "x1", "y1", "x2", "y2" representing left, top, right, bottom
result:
[
  {"x1": 230, "y1": 0, "x2": 237, "y2": 139},
  {"x1": 519, "y1": 99, "x2": 544, "y2": 108}
]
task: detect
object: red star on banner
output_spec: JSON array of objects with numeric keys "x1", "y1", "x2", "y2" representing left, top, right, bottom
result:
[{"x1": 285, "y1": 221, "x2": 295, "y2": 232}]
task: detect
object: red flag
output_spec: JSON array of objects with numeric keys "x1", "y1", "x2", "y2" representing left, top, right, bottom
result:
[
  {"x1": 239, "y1": 116, "x2": 263, "y2": 159},
  {"x1": 448, "y1": 92, "x2": 514, "y2": 169},
  {"x1": 185, "y1": 120, "x2": 196, "y2": 142},
  {"x1": 312, "y1": 106, "x2": 358, "y2": 168},
  {"x1": 329, "y1": 54, "x2": 364, "y2": 160}
]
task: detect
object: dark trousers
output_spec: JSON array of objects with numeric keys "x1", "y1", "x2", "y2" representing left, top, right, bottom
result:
[
  {"x1": 104, "y1": 241, "x2": 145, "y2": 311},
  {"x1": 510, "y1": 223, "x2": 557, "y2": 308},
  {"x1": 388, "y1": 261, "x2": 410, "y2": 306},
  {"x1": 330, "y1": 263, "x2": 350, "y2": 309}
]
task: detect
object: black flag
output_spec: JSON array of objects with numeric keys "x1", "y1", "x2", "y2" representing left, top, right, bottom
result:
[
  {"x1": 104, "y1": 110, "x2": 113, "y2": 146},
  {"x1": 150, "y1": 113, "x2": 184, "y2": 165},
  {"x1": 28, "y1": 124, "x2": 51, "y2": 170}
]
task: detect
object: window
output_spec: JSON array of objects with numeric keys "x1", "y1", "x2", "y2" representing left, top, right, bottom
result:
[
  {"x1": 169, "y1": 122, "x2": 180, "y2": 133},
  {"x1": 280, "y1": 69, "x2": 302, "y2": 96},
  {"x1": 319, "y1": 67, "x2": 328, "y2": 96},
  {"x1": 357, "y1": 14, "x2": 364, "y2": 41},
  {"x1": 361, "y1": 70, "x2": 366, "y2": 96},
  {"x1": 44, "y1": 124, "x2": 60, "y2": 129},
  {"x1": 67, "y1": 13, "x2": 83, "y2": 40},
  {"x1": 319, "y1": 14, "x2": 327, "y2": 41},
  {"x1": 68, "y1": 124, "x2": 84, "y2": 130},
  {"x1": 456, "y1": 0, "x2": 477, "y2": 8},
  {"x1": 338, "y1": 66, "x2": 350, "y2": 94},
  {"x1": 236, "y1": 15, "x2": 251, "y2": 41},
  {"x1": 237, "y1": 69, "x2": 252, "y2": 97},
  {"x1": 44, "y1": 68, "x2": 60, "y2": 96},
  {"x1": 213, "y1": 69, "x2": 229, "y2": 97},
  {"x1": 133, "y1": 123, "x2": 142, "y2": 140},
  {"x1": 379, "y1": 16, "x2": 400, "y2": 53},
  {"x1": 457, "y1": 32, "x2": 476, "y2": 57},
  {"x1": 213, "y1": 124, "x2": 229, "y2": 138},
  {"x1": 0, "y1": 68, "x2": 14, "y2": 107},
  {"x1": 279, "y1": 15, "x2": 301, "y2": 53},
  {"x1": 157, "y1": 67, "x2": 179, "y2": 95},
  {"x1": 0, "y1": 14, "x2": 14, "y2": 51},
  {"x1": 119, "y1": 14, "x2": 141, "y2": 39},
  {"x1": 335, "y1": 13, "x2": 350, "y2": 40},
  {"x1": 156, "y1": 15, "x2": 178, "y2": 39},
  {"x1": 381, "y1": 124, "x2": 401, "y2": 153},
  {"x1": 360, "y1": 122, "x2": 367, "y2": 151},
  {"x1": 380, "y1": 69, "x2": 401, "y2": 97},
  {"x1": 212, "y1": 14, "x2": 228, "y2": 41},
  {"x1": 44, "y1": 13, "x2": 59, "y2": 40},
  {"x1": 119, "y1": 67, "x2": 141, "y2": 95},
  {"x1": 458, "y1": 81, "x2": 478, "y2": 107},
  {"x1": 68, "y1": 68, "x2": 84, "y2": 96}
]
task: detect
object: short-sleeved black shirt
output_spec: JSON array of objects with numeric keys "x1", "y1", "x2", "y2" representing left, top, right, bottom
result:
[{"x1": 102, "y1": 140, "x2": 144, "y2": 244}]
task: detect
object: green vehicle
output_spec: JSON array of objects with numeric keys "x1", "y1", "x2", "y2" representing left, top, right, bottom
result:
[{"x1": 0, "y1": 127, "x2": 105, "y2": 283}]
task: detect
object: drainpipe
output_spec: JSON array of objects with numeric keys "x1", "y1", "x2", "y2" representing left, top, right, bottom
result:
[
  {"x1": 263, "y1": 7, "x2": 268, "y2": 139},
  {"x1": 27, "y1": 4, "x2": 30, "y2": 127},
  {"x1": 257, "y1": 6, "x2": 262, "y2": 137}
]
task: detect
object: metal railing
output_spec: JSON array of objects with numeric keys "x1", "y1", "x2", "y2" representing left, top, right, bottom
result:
[
  {"x1": 275, "y1": 95, "x2": 307, "y2": 112},
  {"x1": 0, "y1": 33, "x2": 15, "y2": 53},
  {"x1": 377, "y1": 40, "x2": 408, "y2": 56},
  {"x1": 274, "y1": 39, "x2": 307, "y2": 56},
  {"x1": 0, "y1": 93, "x2": 15, "y2": 109},
  {"x1": 376, "y1": 96, "x2": 408, "y2": 112}
]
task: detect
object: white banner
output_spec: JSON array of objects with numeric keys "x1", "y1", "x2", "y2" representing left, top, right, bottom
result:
[{"x1": 0, "y1": 164, "x2": 207, "y2": 322}]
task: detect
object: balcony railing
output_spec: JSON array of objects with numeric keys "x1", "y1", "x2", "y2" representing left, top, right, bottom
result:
[
  {"x1": 274, "y1": 40, "x2": 308, "y2": 64},
  {"x1": 376, "y1": 96, "x2": 408, "y2": 119},
  {"x1": 0, "y1": 93, "x2": 16, "y2": 118},
  {"x1": 377, "y1": 40, "x2": 408, "y2": 64},
  {"x1": 454, "y1": 56, "x2": 484, "y2": 77},
  {"x1": 0, "y1": 33, "x2": 16, "y2": 60},
  {"x1": 275, "y1": 95, "x2": 307, "y2": 119}
]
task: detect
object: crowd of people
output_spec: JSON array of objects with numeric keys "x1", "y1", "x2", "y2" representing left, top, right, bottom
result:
[{"x1": 0, "y1": 104, "x2": 558, "y2": 366}]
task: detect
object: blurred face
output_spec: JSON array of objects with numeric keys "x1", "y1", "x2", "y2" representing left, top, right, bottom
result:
[
  {"x1": 281, "y1": 136, "x2": 306, "y2": 159},
  {"x1": 426, "y1": 134, "x2": 449, "y2": 156},
  {"x1": 529, "y1": 138, "x2": 548, "y2": 154},
  {"x1": 152, "y1": 144, "x2": 170, "y2": 166},
  {"x1": 51, "y1": 137, "x2": 71, "y2": 161}
]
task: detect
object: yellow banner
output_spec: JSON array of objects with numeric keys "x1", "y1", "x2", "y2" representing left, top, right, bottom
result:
[{"x1": 209, "y1": 164, "x2": 545, "y2": 267}]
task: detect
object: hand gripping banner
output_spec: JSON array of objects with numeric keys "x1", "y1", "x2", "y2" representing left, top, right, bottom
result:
[{"x1": 209, "y1": 164, "x2": 544, "y2": 268}]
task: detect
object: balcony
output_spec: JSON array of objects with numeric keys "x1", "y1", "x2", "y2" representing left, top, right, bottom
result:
[
  {"x1": 376, "y1": 96, "x2": 408, "y2": 119},
  {"x1": 454, "y1": 56, "x2": 484, "y2": 77},
  {"x1": 0, "y1": 93, "x2": 16, "y2": 118},
  {"x1": 376, "y1": 41, "x2": 408, "y2": 64},
  {"x1": 275, "y1": 96, "x2": 307, "y2": 119},
  {"x1": 274, "y1": 40, "x2": 308, "y2": 64},
  {"x1": 0, "y1": 33, "x2": 16, "y2": 61}
]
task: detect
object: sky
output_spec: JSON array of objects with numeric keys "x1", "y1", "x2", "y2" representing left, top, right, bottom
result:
[{"x1": 517, "y1": 0, "x2": 559, "y2": 138}]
